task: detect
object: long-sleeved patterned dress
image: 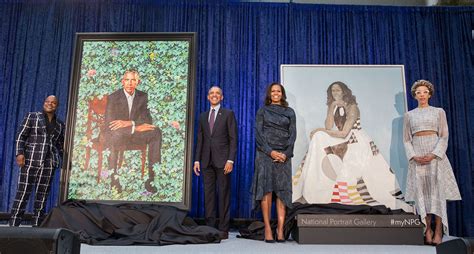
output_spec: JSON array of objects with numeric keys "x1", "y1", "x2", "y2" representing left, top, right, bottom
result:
[
  {"x1": 404, "y1": 106, "x2": 461, "y2": 234},
  {"x1": 251, "y1": 104, "x2": 296, "y2": 210}
]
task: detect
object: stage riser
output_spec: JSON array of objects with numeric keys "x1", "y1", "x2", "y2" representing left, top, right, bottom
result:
[
  {"x1": 294, "y1": 227, "x2": 423, "y2": 245},
  {"x1": 294, "y1": 214, "x2": 424, "y2": 245}
]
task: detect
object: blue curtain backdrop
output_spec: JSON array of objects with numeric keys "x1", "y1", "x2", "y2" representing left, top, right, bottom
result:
[{"x1": 0, "y1": 0, "x2": 473, "y2": 236}]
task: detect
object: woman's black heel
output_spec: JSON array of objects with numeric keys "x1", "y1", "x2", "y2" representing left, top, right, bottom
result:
[
  {"x1": 264, "y1": 229, "x2": 275, "y2": 243},
  {"x1": 276, "y1": 229, "x2": 286, "y2": 243}
]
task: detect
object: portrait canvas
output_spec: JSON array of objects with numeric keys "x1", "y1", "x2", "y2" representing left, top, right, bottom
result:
[
  {"x1": 281, "y1": 65, "x2": 409, "y2": 195},
  {"x1": 60, "y1": 33, "x2": 196, "y2": 209}
]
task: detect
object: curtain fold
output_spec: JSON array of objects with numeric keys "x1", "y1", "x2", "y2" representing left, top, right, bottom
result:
[{"x1": 0, "y1": 0, "x2": 472, "y2": 237}]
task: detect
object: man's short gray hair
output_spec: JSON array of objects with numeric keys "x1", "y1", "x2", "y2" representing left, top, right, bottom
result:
[
  {"x1": 123, "y1": 69, "x2": 140, "y2": 80},
  {"x1": 208, "y1": 86, "x2": 223, "y2": 95}
]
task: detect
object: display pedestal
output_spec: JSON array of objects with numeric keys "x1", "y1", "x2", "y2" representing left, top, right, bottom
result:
[{"x1": 293, "y1": 214, "x2": 423, "y2": 245}]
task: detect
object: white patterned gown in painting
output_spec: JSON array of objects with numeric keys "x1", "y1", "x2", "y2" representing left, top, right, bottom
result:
[
  {"x1": 292, "y1": 105, "x2": 413, "y2": 212},
  {"x1": 404, "y1": 106, "x2": 461, "y2": 234}
]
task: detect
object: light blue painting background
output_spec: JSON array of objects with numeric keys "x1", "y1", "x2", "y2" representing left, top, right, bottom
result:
[{"x1": 281, "y1": 65, "x2": 409, "y2": 192}]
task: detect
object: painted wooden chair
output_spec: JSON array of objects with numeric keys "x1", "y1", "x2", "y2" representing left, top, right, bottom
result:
[{"x1": 84, "y1": 95, "x2": 147, "y2": 182}]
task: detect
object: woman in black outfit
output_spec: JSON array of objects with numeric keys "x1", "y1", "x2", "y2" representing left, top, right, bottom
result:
[{"x1": 251, "y1": 83, "x2": 296, "y2": 242}]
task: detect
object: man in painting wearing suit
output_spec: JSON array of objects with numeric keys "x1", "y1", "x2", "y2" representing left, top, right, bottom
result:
[
  {"x1": 9, "y1": 95, "x2": 65, "y2": 227},
  {"x1": 105, "y1": 69, "x2": 162, "y2": 193},
  {"x1": 194, "y1": 86, "x2": 238, "y2": 239}
]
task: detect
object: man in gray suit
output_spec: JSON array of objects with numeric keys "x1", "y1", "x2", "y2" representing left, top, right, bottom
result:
[{"x1": 194, "y1": 86, "x2": 238, "y2": 239}]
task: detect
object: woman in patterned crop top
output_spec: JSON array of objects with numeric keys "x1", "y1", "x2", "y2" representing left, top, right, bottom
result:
[{"x1": 403, "y1": 80, "x2": 461, "y2": 245}]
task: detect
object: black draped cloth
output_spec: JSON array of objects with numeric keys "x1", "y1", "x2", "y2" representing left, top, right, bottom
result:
[
  {"x1": 238, "y1": 203, "x2": 411, "y2": 241},
  {"x1": 40, "y1": 200, "x2": 224, "y2": 245}
]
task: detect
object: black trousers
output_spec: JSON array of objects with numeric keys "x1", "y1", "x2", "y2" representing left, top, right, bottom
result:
[
  {"x1": 202, "y1": 164, "x2": 231, "y2": 232},
  {"x1": 9, "y1": 158, "x2": 54, "y2": 226},
  {"x1": 107, "y1": 128, "x2": 162, "y2": 171}
]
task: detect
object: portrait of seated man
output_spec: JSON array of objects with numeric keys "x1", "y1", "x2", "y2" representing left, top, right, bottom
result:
[{"x1": 104, "y1": 69, "x2": 162, "y2": 193}]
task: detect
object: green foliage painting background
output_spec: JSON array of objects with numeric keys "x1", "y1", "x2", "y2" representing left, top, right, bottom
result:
[{"x1": 68, "y1": 40, "x2": 190, "y2": 202}]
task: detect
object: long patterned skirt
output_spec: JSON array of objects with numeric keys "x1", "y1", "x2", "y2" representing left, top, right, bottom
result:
[{"x1": 405, "y1": 135, "x2": 461, "y2": 234}]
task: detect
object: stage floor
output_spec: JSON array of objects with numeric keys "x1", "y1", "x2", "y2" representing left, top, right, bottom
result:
[
  {"x1": 0, "y1": 225, "x2": 440, "y2": 253},
  {"x1": 80, "y1": 231, "x2": 438, "y2": 254}
]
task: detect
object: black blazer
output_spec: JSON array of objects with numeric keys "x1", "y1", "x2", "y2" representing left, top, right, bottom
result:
[
  {"x1": 195, "y1": 108, "x2": 238, "y2": 169},
  {"x1": 104, "y1": 89, "x2": 153, "y2": 135},
  {"x1": 15, "y1": 112, "x2": 65, "y2": 167}
]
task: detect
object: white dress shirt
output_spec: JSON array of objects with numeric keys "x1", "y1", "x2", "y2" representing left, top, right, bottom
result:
[{"x1": 123, "y1": 89, "x2": 136, "y2": 133}]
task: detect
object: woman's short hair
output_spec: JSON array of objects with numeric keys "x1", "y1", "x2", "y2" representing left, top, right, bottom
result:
[
  {"x1": 410, "y1": 80, "x2": 434, "y2": 98},
  {"x1": 265, "y1": 83, "x2": 288, "y2": 107},
  {"x1": 326, "y1": 81, "x2": 357, "y2": 106}
]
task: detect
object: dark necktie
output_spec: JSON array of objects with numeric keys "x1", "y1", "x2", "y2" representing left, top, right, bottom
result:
[{"x1": 209, "y1": 109, "x2": 216, "y2": 133}]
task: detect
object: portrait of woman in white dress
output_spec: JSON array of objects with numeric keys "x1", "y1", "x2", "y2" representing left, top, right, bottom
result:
[{"x1": 292, "y1": 81, "x2": 412, "y2": 212}]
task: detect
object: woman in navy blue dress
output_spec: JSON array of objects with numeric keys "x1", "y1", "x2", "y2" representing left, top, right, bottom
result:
[{"x1": 252, "y1": 83, "x2": 296, "y2": 242}]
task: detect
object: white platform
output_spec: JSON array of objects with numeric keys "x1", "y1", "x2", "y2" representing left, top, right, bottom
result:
[
  {"x1": 0, "y1": 225, "x2": 443, "y2": 253},
  {"x1": 80, "y1": 231, "x2": 438, "y2": 254}
]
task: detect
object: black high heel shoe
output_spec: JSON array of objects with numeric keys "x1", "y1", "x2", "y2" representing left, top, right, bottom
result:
[
  {"x1": 276, "y1": 229, "x2": 286, "y2": 243},
  {"x1": 264, "y1": 229, "x2": 275, "y2": 243}
]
